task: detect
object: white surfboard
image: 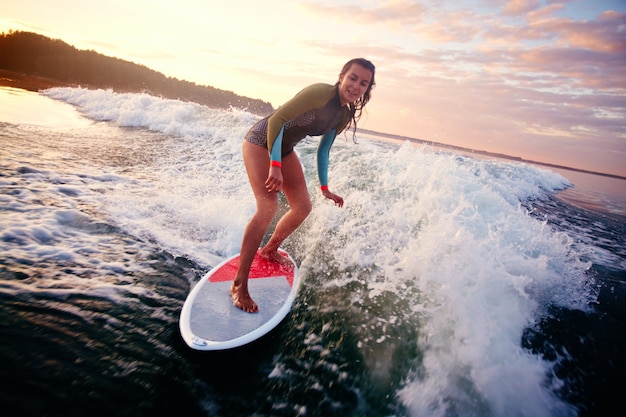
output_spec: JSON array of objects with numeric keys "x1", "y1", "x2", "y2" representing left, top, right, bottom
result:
[{"x1": 179, "y1": 249, "x2": 299, "y2": 351}]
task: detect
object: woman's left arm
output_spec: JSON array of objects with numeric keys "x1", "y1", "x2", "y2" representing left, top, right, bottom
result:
[{"x1": 317, "y1": 129, "x2": 344, "y2": 207}]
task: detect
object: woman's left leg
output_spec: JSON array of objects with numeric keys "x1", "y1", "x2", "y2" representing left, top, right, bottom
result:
[{"x1": 260, "y1": 151, "x2": 312, "y2": 258}]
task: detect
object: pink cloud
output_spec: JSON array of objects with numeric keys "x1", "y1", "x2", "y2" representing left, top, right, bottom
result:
[
  {"x1": 503, "y1": 0, "x2": 541, "y2": 16},
  {"x1": 299, "y1": 1, "x2": 426, "y2": 26},
  {"x1": 563, "y1": 10, "x2": 626, "y2": 53},
  {"x1": 527, "y1": 3, "x2": 565, "y2": 22}
]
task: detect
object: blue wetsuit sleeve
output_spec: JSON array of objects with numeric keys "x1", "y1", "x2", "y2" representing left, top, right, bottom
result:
[
  {"x1": 270, "y1": 125, "x2": 285, "y2": 164},
  {"x1": 317, "y1": 129, "x2": 336, "y2": 187}
]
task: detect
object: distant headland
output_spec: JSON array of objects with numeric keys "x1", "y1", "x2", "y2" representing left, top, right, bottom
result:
[{"x1": 0, "y1": 30, "x2": 274, "y2": 115}]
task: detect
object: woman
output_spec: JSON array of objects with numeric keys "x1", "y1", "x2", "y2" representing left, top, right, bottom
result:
[{"x1": 232, "y1": 58, "x2": 376, "y2": 312}]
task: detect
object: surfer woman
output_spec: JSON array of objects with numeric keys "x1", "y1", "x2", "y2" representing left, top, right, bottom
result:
[{"x1": 232, "y1": 58, "x2": 376, "y2": 312}]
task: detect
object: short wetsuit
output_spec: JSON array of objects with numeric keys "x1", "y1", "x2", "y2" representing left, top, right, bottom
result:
[{"x1": 244, "y1": 83, "x2": 351, "y2": 188}]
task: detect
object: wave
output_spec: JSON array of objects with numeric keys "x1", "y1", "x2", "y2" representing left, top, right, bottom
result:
[{"x1": 32, "y1": 87, "x2": 601, "y2": 416}]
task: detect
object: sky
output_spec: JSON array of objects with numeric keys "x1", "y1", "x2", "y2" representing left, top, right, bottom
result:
[{"x1": 1, "y1": 0, "x2": 625, "y2": 176}]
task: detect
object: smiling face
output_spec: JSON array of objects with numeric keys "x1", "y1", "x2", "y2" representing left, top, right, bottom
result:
[{"x1": 337, "y1": 63, "x2": 374, "y2": 106}]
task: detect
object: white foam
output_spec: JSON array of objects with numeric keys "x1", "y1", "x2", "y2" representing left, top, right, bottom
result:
[
  {"x1": 42, "y1": 87, "x2": 259, "y2": 139},
  {"x1": 298, "y1": 138, "x2": 588, "y2": 416}
]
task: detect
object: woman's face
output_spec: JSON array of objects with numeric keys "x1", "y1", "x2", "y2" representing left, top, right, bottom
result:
[{"x1": 338, "y1": 63, "x2": 373, "y2": 106}]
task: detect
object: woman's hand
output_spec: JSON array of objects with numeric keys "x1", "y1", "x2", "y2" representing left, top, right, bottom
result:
[
  {"x1": 322, "y1": 188, "x2": 344, "y2": 207},
  {"x1": 265, "y1": 166, "x2": 283, "y2": 193}
]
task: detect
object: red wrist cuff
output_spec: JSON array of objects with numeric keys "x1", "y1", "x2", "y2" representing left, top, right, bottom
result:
[
  {"x1": 320, "y1": 185, "x2": 329, "y2": 191},
  {"x1": 270, "y1": 160, "x2": 282, "y2": 168}
]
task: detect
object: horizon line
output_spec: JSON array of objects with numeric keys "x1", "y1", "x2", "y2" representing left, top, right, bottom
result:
[{"x1": 358, "y1": 128, "x2": 626, "y2": 181}]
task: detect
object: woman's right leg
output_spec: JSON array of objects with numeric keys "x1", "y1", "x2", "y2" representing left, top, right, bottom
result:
[
  {"x1": 231, "y1": 141, "x2": 278, "y2": 313},
  {"x1": 260, "y1": 150, "x2": 311, "y2": 260}
]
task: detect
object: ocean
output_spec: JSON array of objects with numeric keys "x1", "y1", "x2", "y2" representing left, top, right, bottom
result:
[{"x1": 1, "y1": 86, "x2": 624, "y2": 417}]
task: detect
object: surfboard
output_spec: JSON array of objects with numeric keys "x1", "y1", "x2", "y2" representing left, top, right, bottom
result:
[{"x1": 179, "y1": 249, "x2": 299, "y2": 351}]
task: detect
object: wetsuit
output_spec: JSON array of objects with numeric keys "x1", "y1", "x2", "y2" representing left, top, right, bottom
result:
[{"x1": 244, "y1": 83, "x2": 351, "y2": 188}]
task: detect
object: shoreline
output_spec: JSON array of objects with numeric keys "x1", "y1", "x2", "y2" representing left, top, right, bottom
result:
[
  {"x1": 1, "y1": 72, "x2": 623, "y2": 181},
  {"x1": 0, "y1": 70, "x2": 71, "y2": 92}
]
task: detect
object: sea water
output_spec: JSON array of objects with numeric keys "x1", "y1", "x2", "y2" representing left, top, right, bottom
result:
[{"x1": 1, "y1": 87, "x2": 624, "y2": 417}]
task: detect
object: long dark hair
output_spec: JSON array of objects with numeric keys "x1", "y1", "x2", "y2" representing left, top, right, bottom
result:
[{"x1": 337, "y1": 58, "x2": 376, "y2": 141}]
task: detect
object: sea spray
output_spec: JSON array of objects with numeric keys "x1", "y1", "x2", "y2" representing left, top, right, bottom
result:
[{"x1": 297, "y1": 139, "x2": 593, "y2": 416}]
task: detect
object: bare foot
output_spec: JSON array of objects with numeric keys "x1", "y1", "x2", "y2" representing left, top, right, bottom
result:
[
  {"x1": 258, "y1": 249, "x2": 293, "y2": 267},
  {"x1": 230, "y1": 281, "x2": 258, "y2": 313}
]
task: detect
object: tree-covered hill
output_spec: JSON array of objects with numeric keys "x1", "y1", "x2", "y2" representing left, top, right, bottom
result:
[{"x1": 0, "y1": 30, "x2": 274, "y2": 115}]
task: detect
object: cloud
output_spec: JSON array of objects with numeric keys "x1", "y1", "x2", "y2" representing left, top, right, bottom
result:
[
  {"x1": 299, "y1": 0, "x2": 427, "y2": 26},
  {"x1": 565, "y1": 10, "x2": 626, "y2": 53},
  {"x1": 503, "y1": 0, "x2": 541, "y2": 16},
  {"x1": 527, "y1": 3, "x2": 566, "y2": 22}
]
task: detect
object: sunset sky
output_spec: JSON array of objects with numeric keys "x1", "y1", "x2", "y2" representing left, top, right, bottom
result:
[{"x1": 2, "y1": 0, "x2": 625, "y2": 176}]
